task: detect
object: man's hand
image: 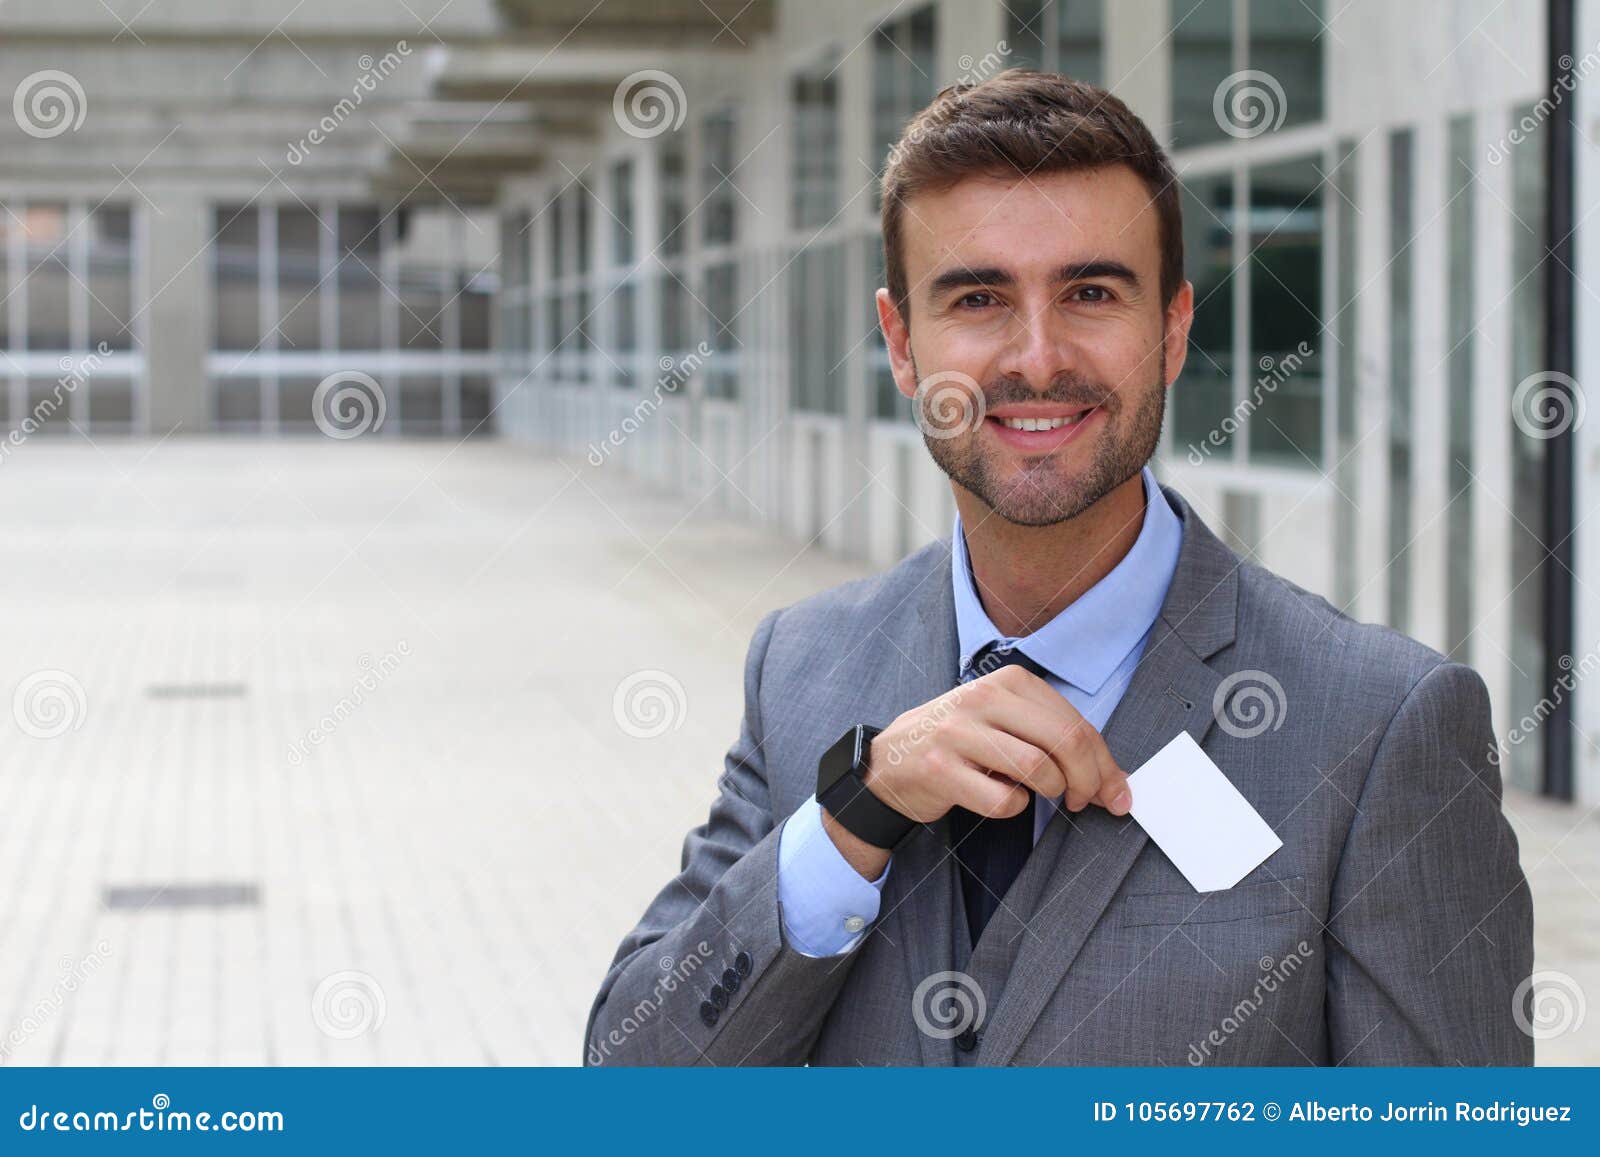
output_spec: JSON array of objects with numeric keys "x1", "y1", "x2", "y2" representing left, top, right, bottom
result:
[{"x1": 820, "y1": 664, "x2": 1131, "y2": 879}]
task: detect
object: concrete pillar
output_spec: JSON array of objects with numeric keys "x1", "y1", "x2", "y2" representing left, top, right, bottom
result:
[{"x1": 141, "y1": 184, "x2": 212, "y2": 435}]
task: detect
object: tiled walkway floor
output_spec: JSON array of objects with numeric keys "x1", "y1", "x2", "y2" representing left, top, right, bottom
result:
[{"x1": 0, "y1": 440, "x2": 1592, "y2": 1065}]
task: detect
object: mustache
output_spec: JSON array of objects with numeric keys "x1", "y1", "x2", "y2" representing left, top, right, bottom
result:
[{"x1": 978, "y1": 375, "x2": 1116, "y2": 410}]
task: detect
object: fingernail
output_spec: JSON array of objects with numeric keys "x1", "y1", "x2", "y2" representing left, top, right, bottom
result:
[{"x1": 1111, "y1": 789, "x2": 1131, "y2": 814}]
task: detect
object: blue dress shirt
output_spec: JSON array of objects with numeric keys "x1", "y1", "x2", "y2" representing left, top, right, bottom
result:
[{"x1": 776, "y1": 466, "x2": 1184, "y2": 957}]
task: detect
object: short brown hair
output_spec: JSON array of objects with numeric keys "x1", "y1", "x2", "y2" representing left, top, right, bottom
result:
[{"x1": 880, "y1": 69, "x2": 1183, "y2": 320}]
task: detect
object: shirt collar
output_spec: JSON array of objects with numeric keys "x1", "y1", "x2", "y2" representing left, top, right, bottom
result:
[{"x1": 950, "y1": 465, "x2": 1184, "y2": 695}]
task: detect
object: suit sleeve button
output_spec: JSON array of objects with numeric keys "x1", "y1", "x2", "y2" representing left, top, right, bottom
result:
[
  {"x1": 708, "y1": 983, "x2": 728, "y2": 1009},
  {"x1": 734, "y1": 950, "x2": 752, "y2": 976},
  {"x1": 699, "y1": 1000, "x2": 719, "y2": 1027},
  {"x1": 722, "y1": 967, "x2": 741, "y2": 994},
  {"x1": 954, "y1": 1028, "x2": 978, "y2": 1052}
]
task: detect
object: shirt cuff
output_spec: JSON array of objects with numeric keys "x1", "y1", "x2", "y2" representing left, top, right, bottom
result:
[{"x1": 776, "y1": 794, "x2": 892, "y2": 958}]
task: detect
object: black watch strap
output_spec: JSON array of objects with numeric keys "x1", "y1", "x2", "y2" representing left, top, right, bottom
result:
[{"x1": 816, "y1": 724, "x2": 917, "y2": 850}]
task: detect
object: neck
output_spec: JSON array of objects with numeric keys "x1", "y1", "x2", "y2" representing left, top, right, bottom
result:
[{"x1": 956, "y1": 470, "x2": 1149, "y2": 639}]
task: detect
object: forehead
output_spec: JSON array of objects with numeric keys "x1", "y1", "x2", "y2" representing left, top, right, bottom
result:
[{"x1": 899, "y1": 165, "x2": 1160, "y2": 282}]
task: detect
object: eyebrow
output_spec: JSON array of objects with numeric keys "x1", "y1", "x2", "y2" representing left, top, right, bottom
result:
[{"x1": 925, "y1": 260, "x2": 1143, "y2": 299}]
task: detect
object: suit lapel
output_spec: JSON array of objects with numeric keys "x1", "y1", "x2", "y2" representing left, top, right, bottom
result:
[
  {"x1": 978, "y1": 490, "x2": 1241, "y2": 1067},
  {"x1": 875, "y1": 543, "x2": 962, "y2": 1067}
]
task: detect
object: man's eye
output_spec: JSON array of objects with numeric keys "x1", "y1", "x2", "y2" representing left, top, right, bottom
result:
[
  {"x1": 1073, "y1": 285, "x2": 1113, "y2": 304},
  {"x1": 957, "y1": 291, "x2": 996, "y2": 309}
]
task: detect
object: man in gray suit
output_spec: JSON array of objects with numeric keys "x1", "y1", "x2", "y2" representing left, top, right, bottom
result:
[{"x1": 585, "y1": 70, "x2": 1533, "y2": 1066}]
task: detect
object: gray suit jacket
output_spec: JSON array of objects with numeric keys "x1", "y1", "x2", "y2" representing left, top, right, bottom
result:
[{"x1": 585, "y1": 488, "x2": 1534, "y2": 1066}]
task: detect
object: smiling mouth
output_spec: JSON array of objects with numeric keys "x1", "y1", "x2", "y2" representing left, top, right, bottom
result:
[{"x1": 991, "y1": 412, "x2": 1093, "y2": 431}]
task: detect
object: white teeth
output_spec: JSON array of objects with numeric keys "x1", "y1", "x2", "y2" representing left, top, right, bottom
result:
[{"x1": 997, "y1": 413, "x2": 1085, "y2": 431}]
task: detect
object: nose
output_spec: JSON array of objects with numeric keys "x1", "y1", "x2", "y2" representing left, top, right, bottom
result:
[{"x1": 992, "y1": 299, "x2": 1078, "y2": 392}]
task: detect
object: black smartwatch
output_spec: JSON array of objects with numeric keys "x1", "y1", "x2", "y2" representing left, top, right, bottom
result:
[{"x1": 816, "y1": 724, "x2": 917, "y2": 850}]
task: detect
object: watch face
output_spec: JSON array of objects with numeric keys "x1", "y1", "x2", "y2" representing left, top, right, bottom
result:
[{"x1": 817, "y1": 726, "x2": 863, "y2": 796}]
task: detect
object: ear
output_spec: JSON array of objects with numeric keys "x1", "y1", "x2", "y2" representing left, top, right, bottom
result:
[
  {"x1": 1161, "y1": 279, "x2": 1195, "y2": 389},
  {"x1": 876, "y1": 287, "x2": 920, "y2": 400}
]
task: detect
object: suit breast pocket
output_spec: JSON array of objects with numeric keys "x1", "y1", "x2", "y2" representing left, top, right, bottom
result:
[{"x1": 1114, "y1": 874, "x2": 1312, "y2": 929}]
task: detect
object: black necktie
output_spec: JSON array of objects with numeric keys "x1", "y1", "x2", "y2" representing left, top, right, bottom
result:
[{"x1": 948, "y1": 643, "x2": 1052, "y2": 946}]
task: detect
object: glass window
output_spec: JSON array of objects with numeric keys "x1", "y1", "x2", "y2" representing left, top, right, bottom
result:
[
  {"x1": 213, "y1": 206, "x2": 261, "y2": 352},
  {"x1": 791, "y1": 65, "x2": 839, "y2": 230},
  {"x1": 1332, "y1": 139, "x2": 1360, "y2": 608},
  {"x1": 704, "y1": 260, "x2": 738, "y2": 399},
  {"x1": 1170, "y1": 0, "x2": 1234, "y2": 150},
  {"x1": 872, "y1": 7, "x2": 937, "y2": 205},
  {"x1": 660, "y1": 137, "x2": 687, "y2": 257},
  {"x1": 87, "y1": 206, "x2": 133, "y2": 352},
  {"x1": 1387, "y1": 128, "x2": 1414, "y2": 634},
  {"x1": 1248, "y1": 0, "x2": 1323, "y2": 131},
  {"x1": 275, "y1": 206, "x2": 323, "y2": 353},
  {"x1": 1004, "y1": 1, "x2": 1103, "y2": 83},
  {"x1": 611, "y1": 160, "x2": 635, "y2": 266},
  {"x1": 1507, "y1": 101, "x2": 1547, "y2": 793},
  {"x1": 702, "y1": 110, "x2": 738, "y2": 247},
  {"x1": 788, "y1": 240, "x2": 845, "y2": 413},
  {"x1": 1246, "y1": 157, "x2": 1323, "y2": 464},
  {"x1": 337, "y1": 206, "x2": 382, "y2": 351},
  {"x1": 1174, "y1": 173, "x2": 1236, "y2": 456},
  {"x1": 1445, "y1": 115, "x2": 1476, "y2": 659},
  {"x1": 24, "y1": 203, "x2": 71, "y2": 350}
]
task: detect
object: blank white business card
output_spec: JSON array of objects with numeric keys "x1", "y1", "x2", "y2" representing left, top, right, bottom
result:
[{"x1": 1124, "y1": 731, "x2": 1282, "y2": 893}]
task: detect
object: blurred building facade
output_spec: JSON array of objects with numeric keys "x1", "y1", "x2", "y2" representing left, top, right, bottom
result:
[{"x1": 1, "y1": 0, "x2": 1597, "y2": 805}]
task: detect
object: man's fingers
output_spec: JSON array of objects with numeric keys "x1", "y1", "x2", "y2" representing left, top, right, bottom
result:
[
  {"x1": 948, "y1": 725, "x2": 1067, "y2": 799},
  {"x1": 968, "y1": 668, "x2": 1130, "y2": 815},
  {"x1": 947, "y1": 760, "x2": 1032, "y2": 819}
]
